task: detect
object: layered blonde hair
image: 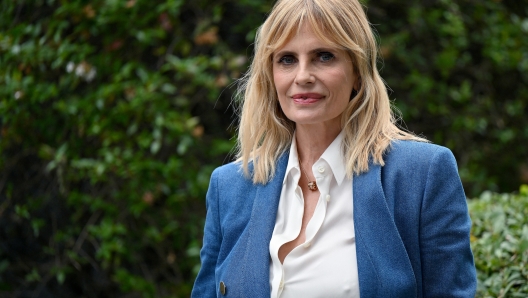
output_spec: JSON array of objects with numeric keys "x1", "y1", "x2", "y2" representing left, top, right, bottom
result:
[{"x1": 235, "y1": 0, "x2": 426, "y2": 184}]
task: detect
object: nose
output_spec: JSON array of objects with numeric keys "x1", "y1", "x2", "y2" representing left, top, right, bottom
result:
[{"x1": 294, "y1": 61, "x2": 315, "y2": 85}]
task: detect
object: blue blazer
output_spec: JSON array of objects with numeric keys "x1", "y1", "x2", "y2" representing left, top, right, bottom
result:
[{"x1": 192, "y1": 141, "x2": 477, "y2": 297}]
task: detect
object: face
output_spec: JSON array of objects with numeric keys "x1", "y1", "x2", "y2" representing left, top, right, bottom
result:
[{"x1": 272, "y1": 24, "x2": 357, "y2": 129}]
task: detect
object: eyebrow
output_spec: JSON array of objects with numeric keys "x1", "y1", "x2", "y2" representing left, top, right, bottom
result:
[{"x1": 274, "y1": 47, "x2": 336, "y2": 58}]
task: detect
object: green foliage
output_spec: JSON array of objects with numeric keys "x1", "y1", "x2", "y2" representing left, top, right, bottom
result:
[
  {"x1": 0, "y1": 0, "x2": 527, "y2": 296},
  {"x1": 0, "y1": 0, "x2": 255, "y2": 296},
  {"x1": 368, "y1": 0, "x2": 528, "y2": 195},
  {"x1": 469, "y1": 185, "x2": 528, "y2": 297}
]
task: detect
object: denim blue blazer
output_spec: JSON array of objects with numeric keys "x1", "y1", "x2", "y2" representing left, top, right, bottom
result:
[{"x1": 192, "y1": 141, "x2": 477, "y2": 297}]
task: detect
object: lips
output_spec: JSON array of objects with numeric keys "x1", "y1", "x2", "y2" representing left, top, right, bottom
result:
[{"x1": 292, "y1": 93, "x2": 324, "y2": 104}]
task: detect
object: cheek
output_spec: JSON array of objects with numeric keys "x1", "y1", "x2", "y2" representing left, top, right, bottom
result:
[
  {"x1": 337, "y1": 68, "x2": 355, "y2": 92},
  {"x1": 273, "y1": 71, "x2": 290, "y2": 95},
  {"x1": 272, "y1": 69, "x2": 280, "y2": 89},
  {"x1": 325, "y1": 70, "x2": 354, "y2": 94}
]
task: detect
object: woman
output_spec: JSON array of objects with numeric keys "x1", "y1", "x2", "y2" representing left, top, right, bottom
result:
[{"x1": 192, "y1": 0, "x2": 477, "y2": 297}]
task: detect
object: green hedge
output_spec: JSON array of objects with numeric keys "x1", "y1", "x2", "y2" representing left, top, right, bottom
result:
[
  {"x1": 0, "y1": 0, "x2": 245, "y2": 296},
  {"x1": 469, "y1": 185, "x2": 528, "y2": 297},
  {"x1": 0, "y1": 0, "x2": 527, "y2": 297},
  {"x1": 364, "y1": 0, "x2": 528, "y2": 195}
]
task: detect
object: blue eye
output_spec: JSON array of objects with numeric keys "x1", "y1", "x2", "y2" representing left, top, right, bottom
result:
[
  {"x1": 319, "y1": 52, "x2": 334, "y2": 62},
  {"x1": 278, "y1": 55, "x2": 295, "y2": 65}
]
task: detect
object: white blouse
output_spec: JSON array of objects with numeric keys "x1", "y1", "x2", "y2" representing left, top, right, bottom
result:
[{"x1": 269, "y1": 131, "x2": 360, "y2": 298}]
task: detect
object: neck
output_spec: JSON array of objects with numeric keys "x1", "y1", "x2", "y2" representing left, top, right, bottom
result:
[{"x1": 295, "y1": 122, "x2": 342, "y2": 165}]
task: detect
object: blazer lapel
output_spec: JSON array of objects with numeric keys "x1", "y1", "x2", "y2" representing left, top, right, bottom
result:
[
  {"x1": 230, "y1": 154, "x2": 416, "y2": 297},
  {"x1": 354, "y1": 163, "x2": 417, "y2": 298},
  {"x1": 238, "y1": 153, "x2": 289, "y2": 298}
]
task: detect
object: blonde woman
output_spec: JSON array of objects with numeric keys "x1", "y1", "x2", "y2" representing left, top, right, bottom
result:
[{"x1": 192, "y1": 0, "x2": 476, "y2": 297}]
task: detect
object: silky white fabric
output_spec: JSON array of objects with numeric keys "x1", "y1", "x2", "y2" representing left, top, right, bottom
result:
[{"x1": 269, "y1": 131, "x2": 360, "y2": 298}]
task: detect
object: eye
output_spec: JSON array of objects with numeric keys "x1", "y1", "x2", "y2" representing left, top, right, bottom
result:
[
  {"x1": 278, "y1": 55, "x2": 296, "y2": 65},
  {"x1": 318, "y1": 52, "x2": 335, "y2": 62}
]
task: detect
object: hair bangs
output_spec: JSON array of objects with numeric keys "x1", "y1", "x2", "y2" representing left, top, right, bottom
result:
[
  {"x1": 264, "y1": 7, "x2": 307, "y2": 56},
  {"x1": 266, "y1": 0, "x2": 364, "y2": 66}
]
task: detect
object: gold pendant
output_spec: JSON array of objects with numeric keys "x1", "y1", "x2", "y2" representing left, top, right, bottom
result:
[{"x1": 308, "y1": 181, "x2": 318, "y2": 191}]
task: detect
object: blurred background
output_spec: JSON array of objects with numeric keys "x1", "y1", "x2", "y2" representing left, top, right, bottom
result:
[{"x1": 1, "y1": 0, "x2": 527, "y2": 297}]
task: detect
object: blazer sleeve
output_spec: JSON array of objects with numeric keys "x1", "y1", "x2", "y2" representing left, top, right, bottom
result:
[
  {"x1": 420, "y1": 147, "x2": 477, "y2": 297},
  {"x1": 191, "y1": 169, "x2": 221, "y2": 298}
]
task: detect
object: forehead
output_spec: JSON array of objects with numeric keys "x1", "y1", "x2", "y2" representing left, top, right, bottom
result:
[{"x1": 273, "y1": 23, "x2": 340, "y2": 52}]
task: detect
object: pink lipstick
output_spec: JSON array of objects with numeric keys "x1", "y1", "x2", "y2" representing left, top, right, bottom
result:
[{"x1": 292, "y1": 93, "x2": 324, "y2": 104}]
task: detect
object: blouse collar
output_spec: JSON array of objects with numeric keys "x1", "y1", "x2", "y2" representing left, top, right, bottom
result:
[{"x1": 284, "y1": 130, "x2": 347, "y2": 186}]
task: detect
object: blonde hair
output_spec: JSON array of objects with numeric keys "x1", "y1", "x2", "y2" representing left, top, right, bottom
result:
[{"x1": 235, "y1": 0, "x2": 427, "y2": 184}]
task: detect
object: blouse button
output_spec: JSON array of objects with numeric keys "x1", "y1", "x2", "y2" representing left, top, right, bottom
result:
[
  {"x1": 326, "y1": 194, "x2": 331, "y2": 202},
  {"x1": 304, "y1": 241, "x2": 311, "y2": 248},
  {"x1": 317, "y1": 166, "x2": 325, "y2": 173}
]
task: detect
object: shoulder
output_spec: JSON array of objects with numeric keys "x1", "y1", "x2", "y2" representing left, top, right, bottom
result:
[
  {"x1": 386, "y1": 140, "x2": 451, "y2": 161},
  {"x1": 381, "y1": 140, "x2": 459, "y2": 187},
  {"x1": 209, "y1": 161, "x2": 254, "y2": 193},
  {"x1": 211, "y1": 153, "x2": 289, "y2": 187},
  {"x1": 384, "y1": 140, "x2": 456, "y2": 170},
  {"x1": 209, "y1": 161, "x2": 255, "y2": 199},
  {"x1": 211, "y1": 161, "x2": 245, "y2": 180}
]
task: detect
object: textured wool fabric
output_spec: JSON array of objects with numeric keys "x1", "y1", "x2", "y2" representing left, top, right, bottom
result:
[{"x1": 191, "y1": 141, "x2": 477, "y2": 298}]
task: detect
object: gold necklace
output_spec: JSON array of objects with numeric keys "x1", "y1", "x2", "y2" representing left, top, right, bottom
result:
[{"x1": 299, "y1": 158, "x2": 318, "y2": 191}]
